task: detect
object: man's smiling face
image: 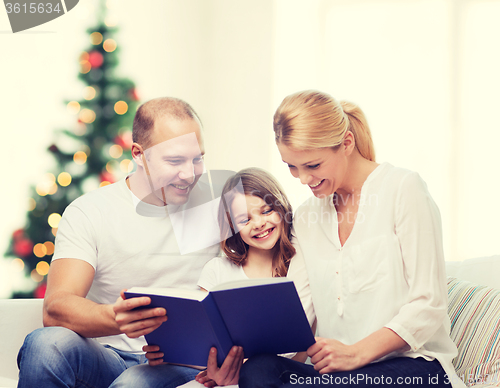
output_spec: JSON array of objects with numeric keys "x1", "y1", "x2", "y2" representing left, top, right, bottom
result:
[{"x1": 142, "y1": 117, "x2": 205, "y2": 206}]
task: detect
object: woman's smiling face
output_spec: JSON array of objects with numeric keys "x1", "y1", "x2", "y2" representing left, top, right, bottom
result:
[{"x1": 277, "y1": 142, "x2": 349, "y2": 198}]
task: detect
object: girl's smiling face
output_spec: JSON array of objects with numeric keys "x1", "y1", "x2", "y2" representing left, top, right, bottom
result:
[{"x1": 231, "y1": 193, "x2": 282, "y2": 254}]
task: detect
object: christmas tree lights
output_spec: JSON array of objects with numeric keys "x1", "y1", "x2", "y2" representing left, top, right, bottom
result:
[{"x1": 3, "y1": 5, "x2": 139, "y2": 298}]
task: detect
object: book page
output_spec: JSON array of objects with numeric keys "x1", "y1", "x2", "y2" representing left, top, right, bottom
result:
[
  {"x1": 126, "y1": 287, "x2": 207, "y2": 302},
  {"x1": 211, "y1": 276, "x2": 291, "y2": 291}
]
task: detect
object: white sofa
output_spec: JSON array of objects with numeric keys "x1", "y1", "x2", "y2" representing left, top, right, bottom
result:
[{"x1": 1, "y1": 256, "x2": 500, "y2": 388}]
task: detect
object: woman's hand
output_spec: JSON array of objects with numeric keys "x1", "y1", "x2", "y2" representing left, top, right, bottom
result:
[
  {"x1": 308, "y1": 329, "x2": 409, "y2": 374},
  {"x1": 307, "y1": 337, "x2": 363, "y2": 374},
  {"x1": 143, "y1": 345, "x2": 165, "y2": 366}
]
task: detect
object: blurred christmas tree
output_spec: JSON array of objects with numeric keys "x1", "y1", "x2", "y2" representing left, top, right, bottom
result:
[{"x1": 4, "y1": 5, "x2": 139, "y2": 298}]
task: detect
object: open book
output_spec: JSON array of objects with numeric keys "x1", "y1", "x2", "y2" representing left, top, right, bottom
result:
[{"x1": 124, "y1": 277, "x2": 315, "y2": 367}]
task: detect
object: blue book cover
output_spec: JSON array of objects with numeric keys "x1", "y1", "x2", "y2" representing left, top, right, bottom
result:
[{"x1": 125, "y1": 278, "x2": 315, "y2": 367}]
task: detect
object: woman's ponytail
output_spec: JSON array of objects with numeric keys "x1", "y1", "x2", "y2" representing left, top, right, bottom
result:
[{"x1": 340, "y1": 100, "x2": 376, "y2": 162}]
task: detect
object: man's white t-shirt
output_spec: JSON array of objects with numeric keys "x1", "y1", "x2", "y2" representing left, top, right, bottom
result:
[
  {"x1": 52, "y1": 177, "x2": 220, "y2": 352},
  {"x1": 294, "y1": 162, "x2": 465, "y2": 388}
]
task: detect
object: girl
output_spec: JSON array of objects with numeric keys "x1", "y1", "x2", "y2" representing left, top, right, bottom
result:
[
  {"x1": 145, "y1": 167, "x2": 315, "y2": 387},
  {"x1": 239, "y1": 90, "x2": 465, "y2": 388},
  {"x1": 198, "y1": 167, "x2": 296, "y2": 289}
]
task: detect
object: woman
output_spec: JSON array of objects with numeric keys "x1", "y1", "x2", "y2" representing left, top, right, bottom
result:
[{"x1": 239, "y1": 90, "x2": 465, "y2": 388}]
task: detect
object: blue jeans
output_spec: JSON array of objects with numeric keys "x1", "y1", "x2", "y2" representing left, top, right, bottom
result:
[
  {"x1": 17, "y1": 327, "x2": 199, "y2": 388},
  {"x1": 239, "y1": 354, "x2": 452, "y2": 387}
]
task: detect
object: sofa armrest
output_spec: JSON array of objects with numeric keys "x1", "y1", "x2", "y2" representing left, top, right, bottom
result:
[{"x1": 0, "y1": 299, "x2": 44, "y2": 382}]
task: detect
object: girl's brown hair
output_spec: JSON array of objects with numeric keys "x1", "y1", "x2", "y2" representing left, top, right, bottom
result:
[
  {"x1": 273, "y1": 90, "x2": 376, "y2": 161},
  {"x1": 218, "y1": 168, "x2": 295, "y2": 277}
]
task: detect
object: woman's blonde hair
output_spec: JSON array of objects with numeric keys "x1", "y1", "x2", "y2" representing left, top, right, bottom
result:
[
  {"x1": 218, "y1": 168, "x2": 295, "y2": 277},
  {"x1": 273, "y1": 90, "x2": 376, "y2": 161}
]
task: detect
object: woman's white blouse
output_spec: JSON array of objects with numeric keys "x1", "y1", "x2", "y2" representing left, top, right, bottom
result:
[{"x1": 293, "y1": 162, "x2": 465, "y2": 387}]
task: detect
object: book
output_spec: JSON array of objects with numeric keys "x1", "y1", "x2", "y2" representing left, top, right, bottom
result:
[{"x1": 124, "y1": 277, "x2": 315, "y2": 367}]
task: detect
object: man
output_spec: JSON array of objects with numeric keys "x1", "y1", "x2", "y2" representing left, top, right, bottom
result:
[{"x1": 17, "y1": 97, "x2": 242, "y2": 388}]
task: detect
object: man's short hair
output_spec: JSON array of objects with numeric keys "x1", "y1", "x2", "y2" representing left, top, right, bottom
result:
[{"x1": 132, "y1": 97, "x2": 202, "y2": 150}]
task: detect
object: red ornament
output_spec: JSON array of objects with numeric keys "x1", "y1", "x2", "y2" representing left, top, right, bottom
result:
[
  {"x1": 129, "y1": 88, "x2": 140, "y2": 101},
  {"x1": 88, "y1": 51, "x2": 104, "y2": 68},
  {"x1": 114, "y1": 132, "x2": 133, "y2": 150},
  {"x1": 34, "y1": 283, "x2": 47, "y2": 298},
  {"x1": 48, "y1": 144, "x2": 59, "y2": 153},
  {"x1": 14, "y1": 238, "x2": 33, "y2": 257},
  {"x1": 99, "y1": 171, "x2": 115, "y2": 184},
  {"x1": 12, "y1": 229, "x2": 25, "y2": 241}
]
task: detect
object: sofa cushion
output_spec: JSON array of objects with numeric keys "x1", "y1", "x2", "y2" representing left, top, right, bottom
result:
[{"x1": 447, "y1": 277, "x2": 500, "y2": 387}]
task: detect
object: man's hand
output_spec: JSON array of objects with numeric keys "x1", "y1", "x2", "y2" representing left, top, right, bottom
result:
[
  {"x1": 113, "y1": 290, "x2": 167, "y2": 338},
  {"x1": 307, "y1": 337, "x2": 361, "y2": 374},
  {"x1": 195, "y1": 346, "x2": 243, "y2": 386}
]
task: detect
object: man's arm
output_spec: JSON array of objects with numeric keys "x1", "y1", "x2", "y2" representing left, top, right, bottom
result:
[
  {"x1": 43, "y1": 258, "x2": 121, "y2": 337},
  {"x1": 44, "y1": 258, "x2": 167, "y2": 338}
]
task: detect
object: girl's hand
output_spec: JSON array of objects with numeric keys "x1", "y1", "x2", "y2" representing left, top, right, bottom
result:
[
  {"x1": 307, "y1": 337, "x2": 363, "y2": 374},
  {"x1": 143, "y1": 345, "x2": 165, "y2": 366}
]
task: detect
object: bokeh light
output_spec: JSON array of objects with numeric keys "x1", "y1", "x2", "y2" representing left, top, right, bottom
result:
[
  {"x1": 103, "y1": 39, "x2": 117, "y2": 52},
  {"x1": 36, "y1": 261, "x2": 50, "y2": 276},
  {"x1": 44, "y1": 241, "x2": 55, "y2": 256},
  {"x1": 73, "y1": 151, "x2": 87, "y2": 165},
  {"x1": 57, "y1": 172, "x2": 72, "y2": 187},
  {"x1": 11, "y1": 258, "x2": 24, "y2": 272},
  {"x1": 106, "y1": 160, "x2": 118, "y2": 173},
  {"x1": 109, "y1": 144, "x2": 123, "y2": 159},
  {"x1": 79, "y1": 109, "x2": 96, "y2": 124},
  {"x1": 83, "y1": 86, "x2": 96, "y2": 100},
  {"x1": 120, "y1": 159, "x2": 134, "y2": 173},
  {"x1": 31, "y1": 269, "x2": 43, "y2": 282},
  {"x1": 28, "y1": 198, "x2": 36, "y2": 211},
  {"x1": 90, "y1": 32, "x2": 103, "y2": 45},
  {"x1": 114, "y1": 101, "x2": 128, "y2": 115},
  {"x1": 36, "y1": 174, "x2": 57, "y2": 196},
  {"x1": 33, "y1": 243, "x2": 47, "y2": 258},
  {"x1": 67, "y1": 101, "x2": 81, "y2": 115},
  {"x1": 80, "y1": 60, "x2": 91, "y2": 74},
  {"x1": 48, "y1": 213, "x2": 62, "y2": 228}
]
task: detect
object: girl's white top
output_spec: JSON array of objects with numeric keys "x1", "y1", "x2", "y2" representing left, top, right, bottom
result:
[{"x1": 293, "y1": 162, "x2": 465, "y2": 388}]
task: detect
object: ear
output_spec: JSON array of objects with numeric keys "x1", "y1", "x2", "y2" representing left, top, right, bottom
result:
[
  {"x1": 131, "y1": 143, "x2": 145, "y2": 168},
  {"x1": 343, "y1": 131, "x2": 355, "y2": 156}
]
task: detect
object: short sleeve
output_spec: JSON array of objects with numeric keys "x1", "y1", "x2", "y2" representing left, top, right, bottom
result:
[
  {"x1": 197, "y1": 257, "x2": 223, "y2": 291},
  {"x1": 52, "y1": 204, "x2": 99, "y2": 269}
]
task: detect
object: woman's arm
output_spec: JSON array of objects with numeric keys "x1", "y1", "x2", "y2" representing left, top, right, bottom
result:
[
  {"x1": 385, "y1": 171, "x2": 449, "y2": 351},
  {"x1": 307, "y1": 328, "x2": 408, "y2": 374}
]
